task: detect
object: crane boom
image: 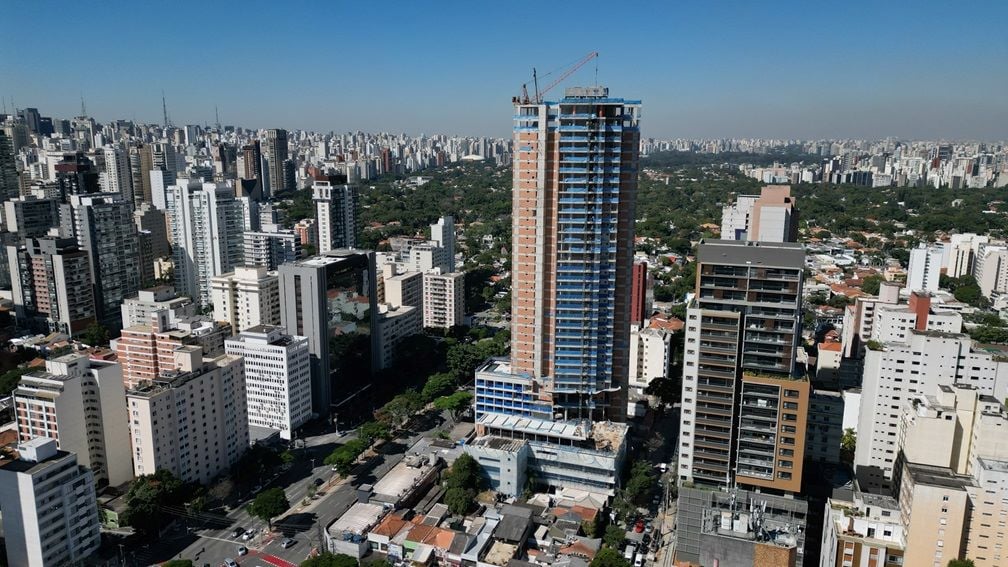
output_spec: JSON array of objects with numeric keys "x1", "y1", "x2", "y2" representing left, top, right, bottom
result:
[{"x1": 536, "y1": 51, "x2": 598, "y2": 103}]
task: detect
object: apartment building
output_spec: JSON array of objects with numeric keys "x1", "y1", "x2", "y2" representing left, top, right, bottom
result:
[
  {"x1": 384, "y1": 270, "x2": 423, "y2": 309},
  {"x1": 7, "y1": 236, "x2": 96, "y2": 336},
  {"x1": 14, "y1": 354, "x2": 132, "y2": 487},
  {"x1": 820, "y1": 489, "x2": 905, "y2": 567},
  {"x1": 211, "y1": 266, "x2": 281, "y2": 334},
  {"x1": 127, "y1": 346, "x2": 248, "y2": 484},
  {"x1": 905, "y1": 243, "x2": 943, "y2": 293},
  {"x1": 120, "y1": 285, "x2": 196, "y2": 328},
  {"x1": 719, "y1": 185, "x2": 799, "y2": 243},
  {"x1": 375, "y1": 304, "x2": 422, "y2": 370},
  {"x1": 0, "y1": 438, "x2": 101, "y2": 567},
  {"x1": 627, "y1": 323, "x2": 672, "y2": 393},
  {"x1": 422, "y1": 270, "x2": 465, "y2": 330},
  {"x1": 313, "y1": 176, "x2": 359, "y2": 252}
]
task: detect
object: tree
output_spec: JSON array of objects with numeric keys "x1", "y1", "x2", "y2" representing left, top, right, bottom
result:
[
  {"x1": 444, "y1": 486, "x2": 475, "y2": 515},
  {"x1": 79, "y1": 322, "x2": 110, "y2": 347},
  {"x1": 359, "y1": 421, "x2": 391, "y2": 443},
  {"x1": 590, "y1": 547, "x2": 632, "y2": 567},
  {"x1": 300, "y1": 552, "x2": 359, "y2": 567},
  {"x1": 840, "y1": 428, "x2": 856, "y2": 464},
  {"x1": 860, "y1": 274, "x2": 883, "y2": 295},
  {"x1": 603, "y1": 524, "x2": 626, "y2": 549},
  {"x1": 644, "y1": 377, "x2": 679, "y2": 406},
  {"x1": 947, "y1": 560, "x2": 976, "y2": 567},
  {"x1": 969, "y1": 325, "x2": 1008, "y2": 344},
  {"x1": 444, "y1": 453, "x2": 482, "y2": 490},
  {"x1": 248, "y1": 487, "x2": 289, "y2": 528},
  {"x1": 121, "y1": 469, "x2": 186, "y2": 535},
  {"x1": 421, "y1": 372, "x2": 456, "y2": 403},
  {"x1": 162, "y1": 561, "x2": 194, "y2": 567},
  {"x1": 378, "y1": 390, "x2": 423, "y2": 427},
  {"x1": 434, "y1": 391, "x2": 473, "y2": 424},
  {"x1": 624, "y1": 462, "x2": 655, "y2": 506}
]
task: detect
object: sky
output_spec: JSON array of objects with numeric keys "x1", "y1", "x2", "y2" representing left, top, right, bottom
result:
[{"x1": 2, "y1": 1, "x2": 1006, "y2": 140}]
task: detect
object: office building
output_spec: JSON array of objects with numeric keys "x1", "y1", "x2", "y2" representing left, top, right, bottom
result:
[
  {"x1": 278, "y1": 252, "x2": 379, "y2": 416},
  {"x1": 0, "y1": 438, "x2": 101, "y2": 567},
  {"x1": 238, "y1": 141, "x2": 263, "y2": 189},
  {"x1": 14, "y1": 354, "x2": 133, "y2": 486},
  {"x1": 422, "y1": 270, "x2": 465, "y2": 330},
  {"x1": 905, "y1": 243, "x2": 943, "y2": 293},
  {"x1": 211, "y1": 266, "x2": 281, "y2": 334},
  {"x1": 313, "y1": 176, "x2": 359, "y2": 252},
  {"x1": 126, "y1": 346, "x2": 248, "y2": 484},
  {"x1": 262, "y1": 129, "x2": 288, "y2": 198},
  {"x1": 225, "y1": 325, "x2": 311, "y2": 440},
  {"x1": 170, "y1": 180, "x2": 244, "y2": 306},
  {"x1": 720, "y1": 185, "x2": 799, "y2": 242},
  {"x1": 120, "y1": 286, "x2": 196, "y2": 328},
  {"x1": 677, "y1": 240, "x2": 807, "y2": 492},
  {"x1": 7, "y1": 237, "x2": 96, "y2": 336},
  {"x1": 430, "y1": 215, "x2": 456, "y2": 272},
  {"x1": 61, "y1": 193, "x2": 142, "y2": 331},
  {"x1": 974, "y1": 242, "x2": 1008, "y2": 299}
]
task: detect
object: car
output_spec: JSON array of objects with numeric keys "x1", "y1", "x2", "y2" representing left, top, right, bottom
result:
[
  {"x1": 281, "y1": 538, "x2": 296, "y2": 549},
  {"x1": 659, "y1": 462, "x2": 668, "y2": 473},
  {"x1": 231, "y1": 527, "x2": 245, "y2": 538},
  {"x1": 313, "y1": 477, "x2": 324, "y2": 486},
  {"x1": 242, "y1": 530, "x2": 255, "y2": 541},
  {"x1": 237, "y1": 545, "x2": 248, "y2": 556},
  {"x1": 634, "y1": 519, "x2": 645, "y2": 533},
  {"x1": 223, "y1": 559, "x2": 239, "y2": 567}
]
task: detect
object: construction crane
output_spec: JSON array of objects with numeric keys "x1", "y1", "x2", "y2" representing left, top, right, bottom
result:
[{"x1": 516, "y1": 51, "x2": 599, "y2": 104}]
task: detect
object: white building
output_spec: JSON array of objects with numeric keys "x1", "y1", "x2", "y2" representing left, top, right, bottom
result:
[
  {"x1": 170, "y1": 180, "x2": 244, "y2": 307},
  {"x1": 376, "y1": 304, "x2": 422, "y2": 370},
  {"x1": 974, "y1": 242, "x2": 1008, "y2": 299},
  {"x1": 211, "y1": 266, "x2": 281, "y2": 334},
  {"x1": 127, "y1": 347, "x2": 248, "y2": 485},
  {"x1": 121, "y1": 286, "x2": 197, "y2": 328},
  {"x1": 313, "y1": 180, "x2": 358, "y2": 252},
  {"x1": 871, "y1": 302, "x2": 962, "y2": 343},
  {"x1": 422, "y1": 270, "x2": 465, "y2": 329},
  {"x1": 430, "y1": 216, "x2": 456, "y2": 272},
  {"x1": 101, "y1": 144, "x2": 132, "y2": 202},
  {"x1": 905, "y1": 244, "x2": 943, "y2": 293},
  {"x1": 628, "y1": 324, "x2": 672, "y2": 393},
  {"x1": 720, "y1": 194, "x2": 758, "y2": 241},
  {"x1": 225, "y1": 325, "x2": 311, "y2": 441},
  {"x1": 14, "y1": 354, "x2": 133, "y2": 487},
  {"x1": 854, "y1": 330, "x2": 1008, "y2": 492},
  {"x1": 943, "y1": 233, "x2": 989, "y2": 278},
  {"x1": 405, "y1": 242, "x2": 450, "y2": 274},
  {"x1": 384, "y1": 270, "x2": 422, "y2": 309},
  {"x1": 0, "y1": 438, "x2": 101, "y2": 567}
]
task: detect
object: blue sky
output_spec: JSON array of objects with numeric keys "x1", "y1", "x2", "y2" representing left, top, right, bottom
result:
[{"x1": 2, "y1": 1, "x2": 1006, "y2": 140}]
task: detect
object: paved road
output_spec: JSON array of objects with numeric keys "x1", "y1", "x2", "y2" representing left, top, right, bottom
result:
[{"x1": 145, "y1": 427, "x2": 431, "y2": 567}]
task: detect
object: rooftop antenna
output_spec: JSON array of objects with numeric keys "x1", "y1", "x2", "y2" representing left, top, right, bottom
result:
[
  {"x1": 80, "y1": 94, "x2": 86, "y2": 117},
  {"x1": 215, "y1": 105, "x2": 220, "y2": 131},
  {"x1": 162, "y1": 90, "x2": 169, "y2": 128},
  {"x1": 594, "y1": 55, "x2": 598, "y2": 86}
]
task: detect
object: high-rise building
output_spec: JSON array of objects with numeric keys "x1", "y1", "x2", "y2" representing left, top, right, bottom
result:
[
  {"x1": 278, "y1": 252, "x2": 379, "y2": 416},
  {"x1": 463, "y1": 87, "x2": 639, "y2": 498},
  {"x1": 719, "y1": 185, "x2": 799, "y2": 242},
  {"x1": 262, "y1": 129, "x2": 288, "y2": 198},
  {"x1": 242, "y1": 226, "x2": 300, "y2": 270},
  {"x1": 677, "y1": 240, "x2": 807, "y2": 492},
  {"x1": 101, "y1": 144, "x2": 134, "y2": 205},
  {"x1": 313, "y1": 176, "x2": 359, "y2": 253},
  {"x1": 510, "y1": 86, "x2": 640, "y2": 421},
  {"x1": 211, "y1": 266, "x2": 281, "y2": 334},
  {"x1": 126, "y1": 346, "x2": 248, "y2": 484},
  {"x1": 974, "y1": 242, "x2": 1008, "y2": 299},
  {"x1": 430, "y1": 216, "x2": 456, "y2": 272},
  {"x1": 129, "y1": 143, "x2": 154, "y2": 206},
  {"x1": 133, "y1": 202, "x2": 170, "y2": 260},
  {"x1": 0, "y1": 438, "x2": 101, "y2": 567},
  {"x1": 54, "y1": 152, "x2": 99, "y2": 201},
  {"x1": 630, "y1": 259, "x2": 651, "y2": 325},
  {"x1": 820, "y1": 489, "x2": 905, "y2": 567},
  {"x1": 384, "y1": 270, "x2": 423, "y2": 309},
  {"x1": 120, "y1": 286, "x2": 196, "y2": 328},
  {"x1": 7, "y1": 236, "x2": 96, "y2": 336},
  {"x1": 238, "y1": 141, "x2": 263, "y2": 189},
  {"x1": 170, "y1": 181, "x2": 244, "y2": 306},
  {"x1": 61, "y1": 193, "x2": 142, "y2": 331},
  {"x1": 14, "y1": 354, "x2": 133, "y2": 486},
  {"x1": 422, "y1": 270, "x2": 465, "y2": 330},
  {"x1": 3, "y1": 196, "x2": 58, "y2": 237},
  {"x1": 905, "y1": 243, "x2": 943, "y2": 293},
  {"x1": 225, "y1": 325, "x2": 311, "y2": 441},
  {"x1": 375, "y1": 304, "x2": 422, "y2": 370},
  {"x1": 943, "y1": 233, "x2": 989, "y2": 279},
  {"x1": 0, "y1": 129, "x2": 20, "y2": 202}
]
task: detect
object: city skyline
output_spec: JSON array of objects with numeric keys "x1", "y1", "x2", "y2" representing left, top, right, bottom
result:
[{"x1": 2, "y1": 1, "x2": 1006, "y2": 140}]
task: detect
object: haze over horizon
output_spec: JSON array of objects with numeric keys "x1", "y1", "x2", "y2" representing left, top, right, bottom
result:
[{"x1": 2, "y1": 0, "x2": 1006, "y2": 141}]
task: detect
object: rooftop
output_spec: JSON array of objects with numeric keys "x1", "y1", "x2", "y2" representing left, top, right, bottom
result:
[
  {"x1": 327, "y1": 502, "x2": 386, "y2": 537},
  {"x1": 697, "y1": 239, "x2": 805, "y2": 269},
  {"x1": 905, "y1": 462, "x2": 973, "y2": 490}
]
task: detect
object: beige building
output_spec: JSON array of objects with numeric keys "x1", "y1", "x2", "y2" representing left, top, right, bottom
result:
[
  {"x1": 384, "y1": 270, "x2": 422, "y2": 310},
  {"x1": 422, "y1": 270, "x2": 465, "y2": 330},
  {"x1": 14, "y1": 354, "x2": 133, "y2": 487},
  {"x1": 375, "y1": 304, "x2": 421, "y2": 370},
  {"x1": 127, "y1": 346, "x2": 248, "y2": 485},
  {"x1": 820, "y1": 489, "x2": 905, "y2": 567},
  {"x1": 120, "y1": 285, "x2": 196, "y2": 328},
  {"x1": 897, "y1": 461, "x2": 971, "y2": 567},
  {"x1": 210, "y1": 266, "x2": 281, "y2": 334},
  {"x1": 965, "y1": 458, "x2": 1008, "y2": 566}
]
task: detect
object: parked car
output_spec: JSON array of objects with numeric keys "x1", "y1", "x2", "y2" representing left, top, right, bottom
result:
[
  {"x1": 281, "y1": 538, "x2": 296, "y2": 549},
  {"x1": 231, "y1": 527, "x2": 244, "y2": 538},
  {"x1": 237, "y1": 545, "x2": 248, "y2": 556},
  {"x1": 241, "y1": 530, "x2": 255, "y2": 541},
  {"x1": 223, "y1": 559, "x2": 239, "y2": 567}
]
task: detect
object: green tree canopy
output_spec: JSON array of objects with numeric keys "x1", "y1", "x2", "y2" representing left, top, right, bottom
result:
[
  {"x1": 947, "y1": 559, "x2": 976, "y2": 567},
  {"x1": 603, "y1": 524, "x2": 626, "y2": 549},
  {"x1": 162, "y1": 561, "x2": 194, "y2": 567},
  {"x1": 121, "y1": 469, "x2": 187, "y2": 535},
  {"x1": 248, "y1": 487, "x2": 289, "y2": 527},
  {"x1": 590, "y1": 547, "x2": 632, "y2": 567},
  {"x1": 434, "y1": 391, "x2": 473, "y2": 424},
  {"x1": 421, "y1": 372, "x2": 457, "y2": 403}
]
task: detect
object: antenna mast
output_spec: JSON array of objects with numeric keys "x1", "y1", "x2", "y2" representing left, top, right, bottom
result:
[{"x1": 162, "y1": 91, "x2": 169, "y2": 128}]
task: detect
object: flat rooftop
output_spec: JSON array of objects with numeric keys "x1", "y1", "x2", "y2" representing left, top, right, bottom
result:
[
  {"x1": 372, "y1": 459, "x2": 435, "y2": 502},
  {"x1": 905, "y1": 462, "x2": 973, "y2": 490},
  {"x1": 327, "y1": 502, "x2": 385, "y2": 536},
  {"x1": 469, "y1": 436, "x2": 526, "y2": 452},
  {"x1": 697, "y1": 239, "x2": 805, "y2": 269}
]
